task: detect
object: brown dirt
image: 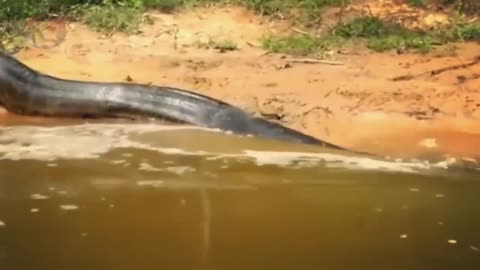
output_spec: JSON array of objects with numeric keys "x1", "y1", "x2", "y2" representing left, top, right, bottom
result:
[{"x1": 1, "y1": 6, "x2": 480, "y2": 162}]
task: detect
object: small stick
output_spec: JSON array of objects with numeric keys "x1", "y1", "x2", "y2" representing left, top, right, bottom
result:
[
  {"x1": 291, "y1": 27, "x2": 309, "y2": 35},
  {"x1": 391, "y1": 56, "x2": 480, "y2": 81},
  {"x1": 284, "y1": 58, "x2": 344, "y2": 65}
]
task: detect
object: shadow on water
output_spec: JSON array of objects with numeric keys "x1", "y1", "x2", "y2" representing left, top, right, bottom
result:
[{"x1": 0, "y1": 121, "x2": 479, "y2": 270}]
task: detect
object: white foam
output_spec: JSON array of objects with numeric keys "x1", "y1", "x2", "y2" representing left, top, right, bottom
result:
[
  {"x1": 0, "y1": 124, "x2": 212, "y2": 161},
  {"x1": 30, "y1": 194, "x2": 49, "y2": 200},
  {"x1": 59, "y1": 204, "x2": 79, "y2": 211},
  {"x1": 0, "y1": 123, "x2": 461, "y2": 173}
]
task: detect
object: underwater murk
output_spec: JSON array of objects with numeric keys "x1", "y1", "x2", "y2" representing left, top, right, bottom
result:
[{"x1": 0, "y1": 121, "x2": 479, "y2": 270}]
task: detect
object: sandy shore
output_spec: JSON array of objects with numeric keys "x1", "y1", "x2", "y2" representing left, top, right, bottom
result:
[{"x1": 1, "y1": 6, "x2": 479, "y2": 161}]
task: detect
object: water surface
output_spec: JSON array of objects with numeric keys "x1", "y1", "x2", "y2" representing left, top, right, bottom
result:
[{"x1": 0, "y1": 122, "x2": 479, "y2": 270}]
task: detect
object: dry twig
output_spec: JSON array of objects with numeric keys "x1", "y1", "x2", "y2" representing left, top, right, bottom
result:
[{"x1": 284, "y1": 58, "x2": 344, "y2": 65}]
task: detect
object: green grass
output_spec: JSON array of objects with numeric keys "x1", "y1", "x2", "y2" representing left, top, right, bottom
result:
[
  {"x1": 195, "y1": 38, "x2": 239, "y2": 51},
  {"x1": 408, "y1": 0, "x2": 426, "y2": 7},
  {"x1": 83, "y1": 3, "x2": 145, "y2": 33},
  {"x1": 450, "y1": 22, "x2": 480, "y2": 40},
  {"x1": 442, "y1": 0, "x2": 480, "y2": 15},
  {"x1": 0, "y1": 0, "x2": 347, "y2": 33},
  {"x1": 262, "y1": 33, "x2": 341, "y2": 55},
  {"x1": 261, "y1": 16, "x2": 480, "y2": 55},
  {"x1": 407, "y1": 1, "x2": 480, "y2": 15},
  {"x1": 0, "y1": 0, "x2": 350, "y2": 52},
  {"x1": 141, "y1": 0, "x2": 183, "y2": 11},
  {"x1": 333, "y1": 16, "x2": 444, "y2": 53},
  {"x1": 1, "y1": 0, "x2": 480, "y2": 54},
  {"x1": 233, "y1": 0, "x2": 347, "y2": 16},
  {"x1": 212, "y1": 39, "x2": 238, "y2": 51}
]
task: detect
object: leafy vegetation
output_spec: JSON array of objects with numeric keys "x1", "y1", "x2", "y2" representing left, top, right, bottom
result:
[
  {"x1": 0, "y1": 0, "x2": 479, "y2": 54},
  {"x1": 0, "y1": 0, "x2": 349, "y2": 27},
  {"x1": 83, "y1": 2, "x2": 145, "y2": 33},
  {"x1": 408, "y1": 0, "x2": 425, "y2": 7},
  {"x1": 261, "y1": 15, "x2": 480, "y2": 55},
  {"x1": 262, "y1": 34, "x2": 341, "y2": 55},
  {"x1": 195, "y1": 38, "x2": 239, "y2": 51},
  {"x1": 333, "y1": 16, "x2": 443, "y2": 53}
]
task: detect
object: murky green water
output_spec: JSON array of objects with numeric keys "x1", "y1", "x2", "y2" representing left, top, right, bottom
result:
[{"x1": 0, "y1": 122, "x2": 479, "y2": 270}]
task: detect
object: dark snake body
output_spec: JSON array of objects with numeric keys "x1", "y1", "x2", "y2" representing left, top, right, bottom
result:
[{"x1": 0, "y1": 52, "x2": 349, "y2": 151}]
